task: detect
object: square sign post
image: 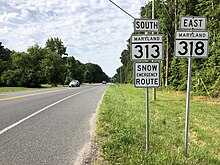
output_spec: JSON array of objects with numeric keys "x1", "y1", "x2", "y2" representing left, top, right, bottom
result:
[
  {"x1": 132, "y1": 18, "x2": 162, "y2": 152},
  {"x1": 175, "y1": 16, "x2": 209, "y2": 156}
]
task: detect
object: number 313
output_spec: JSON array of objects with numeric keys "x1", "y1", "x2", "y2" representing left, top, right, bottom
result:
[{"x1": 134, "y1": 44, "x2": 160, "y2": 59}]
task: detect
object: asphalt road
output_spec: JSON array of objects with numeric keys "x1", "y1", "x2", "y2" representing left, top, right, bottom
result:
[{"x1": 0, "y1": 84, "x2": 108, "y2": 165}]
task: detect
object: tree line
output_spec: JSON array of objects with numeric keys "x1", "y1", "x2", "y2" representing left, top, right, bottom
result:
[
  {"x1": 114, "y1": 0, "x2": 220, "y2": 97},
  {"x1": 0, "y1": 38, "x2": 109, "y2": 87}
]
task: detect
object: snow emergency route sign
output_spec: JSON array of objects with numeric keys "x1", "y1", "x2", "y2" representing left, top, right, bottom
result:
[{"x1": 134, "y1": 62, "x2": 160, "y2": 88}]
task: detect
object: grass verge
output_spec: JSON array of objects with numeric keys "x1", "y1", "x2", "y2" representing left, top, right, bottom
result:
[
  {"x1": 96, "y1": 84, "x2": 220, "y2": 164},
  {"x1": 0, "y1": 84, "x2": 66, "y2": 93}
]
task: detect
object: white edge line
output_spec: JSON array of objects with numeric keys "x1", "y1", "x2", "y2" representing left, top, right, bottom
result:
[{"x1": 0, "y1": 86, "x2": 99, "y2": 136}]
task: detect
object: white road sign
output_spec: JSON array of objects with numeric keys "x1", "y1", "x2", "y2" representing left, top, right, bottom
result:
[
  {"x1": 134, "y1": 19, "x2": 159, "y2": 32},
  {"x1": 131, "y1": 34, "x2": 163, "y2": 60},
  {"x1": 180, "y1": 16, "x2": 206, "y2": 30},
  {"x1": 134, "y1": 62, "x2": 160, "y2": 88},
  {"x1": 175, "y1": 31, "x2": 209, "y2": 58}
]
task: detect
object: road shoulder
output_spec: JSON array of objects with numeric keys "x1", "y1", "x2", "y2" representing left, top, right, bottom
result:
[{"x1": 73, "y1": 87, "x2": 107, "y2": 165}]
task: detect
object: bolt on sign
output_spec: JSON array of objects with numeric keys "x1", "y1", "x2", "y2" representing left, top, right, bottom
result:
[
  {"x1": 131, "y1": 34, "x2": 163, "y2": 60},
  {"x1": 134, "y1": 19, "x2": 159, "y2": 32},
  {"x1": 175, "y1": 31, "x2": 209, "y2": 58},
  {"x1": 134, "y1": 62, "x2": 160, "y2": 88},
  {"x1": 180, "y1": 16, "x2": 206, "y2": 31}
]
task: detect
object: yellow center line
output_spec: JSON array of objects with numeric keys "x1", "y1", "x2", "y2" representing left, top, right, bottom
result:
[{"x1": 0, "y1": 88, "x2": 70, "y2": 101}]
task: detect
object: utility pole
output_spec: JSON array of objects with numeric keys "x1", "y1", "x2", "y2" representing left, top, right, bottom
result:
[
  {"x1": 175, "y1": 0, "x2": 177, "y2": 31},
  {"x1": 152, "y1": 0, "x2": 156, "y2": 100},
  {"x1": 120, "y1": 67, "x2": 122, "y2": 83},
  {"x1": 165, "y1": 34, "x2": 169, "y2": 86}
]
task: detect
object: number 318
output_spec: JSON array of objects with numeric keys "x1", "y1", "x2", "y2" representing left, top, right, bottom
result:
[{"x1": 178, "y1": 41, "x2": 204, "y2": 56}]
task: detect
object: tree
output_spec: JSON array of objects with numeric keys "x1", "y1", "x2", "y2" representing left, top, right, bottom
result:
[
  {"x1": 64, "y1": 56, "x2": 76, "y2": 85},
  {"x1": 84, "y1": 70, "x2": 93, "y2": 83},
  {"x1": 115, "y1": 0, "x2": 220, "y2": 97},
  {"x1": 1, "y1": 38, "x2": 109, "y2": 87},
  {"x1": 1, "y1": 52, "x2": 30, "y2": 87},
  {"x1": 1, "y1": 45, "x2": 46, "y2": 87},
  {"x1": 84, "y1": 63, "x2": 109, "y2": 83},
  {"x1": 0, "y1": 42, "x2": 11, "y2": 61},
  {"x1": 1, "y1": 69, "x2": 22, "y2": 87},
  {"x1": 74, "y1": 60, "x2": 86, "y2": 83},
  {"x1": 45, "y1": 37, "x2": 67, "y2": 57},
  {"x1": 41, "y1": 49, "x2": 66, "y2": 86},
  {"x1": 0, "y1": 42, "x2": 12, "y2": 86}
]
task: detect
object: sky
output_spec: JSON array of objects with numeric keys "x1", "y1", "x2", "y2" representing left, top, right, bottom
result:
[{"x1": 0, "y1": 0, "x2": 148, "y2": 77}]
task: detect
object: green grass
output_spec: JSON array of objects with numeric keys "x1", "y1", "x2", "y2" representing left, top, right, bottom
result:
[
  {"x1": 96, "y1": 84, "x2": 220, "y2": 164},
  {"x1": 0, "y1": 87, "x2": 40, "y2": 93},
  {"x1": 0, "y1": 84, "x2": 66, "y2": 93}
]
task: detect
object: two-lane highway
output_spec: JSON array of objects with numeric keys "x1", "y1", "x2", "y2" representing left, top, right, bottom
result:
[{"x1": 0, "y1": 84, "x2": 107, "y2": 165}]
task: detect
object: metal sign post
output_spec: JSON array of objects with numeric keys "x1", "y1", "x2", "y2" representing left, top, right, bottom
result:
[
  {"x1": 134, "y1": 62, "x2": 160, "y2": 152},
  {"x1": 175, "y1": 16, "x2": 208, "y2": 155},
  {"x1": 146, "y1": 88, "x2": 149, "y2": 152},
  {"x1": 133, "y1": 1, "x2": 160, "y2": 151},
  {"x1": 132, "y1": 14, "x2": 162, "y2": 152},
  {"x1": 185, "y1": 57, "x2": 192, "y2": 156}
]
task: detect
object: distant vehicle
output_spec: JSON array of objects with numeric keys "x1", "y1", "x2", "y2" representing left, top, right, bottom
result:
[
  {"x1": 69, "y1": 80, "x2": 80, "y2": 87},
  {"x1": 102, "y1": 81, "x2": 107, "y2": 84}
]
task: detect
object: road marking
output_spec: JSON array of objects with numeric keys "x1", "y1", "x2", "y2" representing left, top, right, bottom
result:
[
  {"x1": 0, "y1": 88, "x2": 70, "y2": 101},
  {"x1": 0, "y1": 86, "x2": 99, "y2": 136}
]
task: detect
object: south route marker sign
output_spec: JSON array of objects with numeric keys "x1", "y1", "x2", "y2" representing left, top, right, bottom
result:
[
  {"x1": 134, "y1": 62, "x2": 160, "y2": 88},
  {"x1": 131, "y1": 34, "x2": 163, "y2": 60},
  {"x1": 175, "y1": 31, "x2": 209, "y2": 58},
  {"x1": 134, "y1": 19, "x2": 159, "y2": 32}
]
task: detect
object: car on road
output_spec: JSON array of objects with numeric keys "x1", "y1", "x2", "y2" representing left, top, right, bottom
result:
[
  {"x1": 102, "y1": 81, "x2": 107, "y2": 84},
  {"x1": 69, "y1": 80, "x2": 80, "y2": 87}
]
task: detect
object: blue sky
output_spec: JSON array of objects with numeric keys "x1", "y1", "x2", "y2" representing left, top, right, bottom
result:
[{"x1": 0, "y1": 0, "x2": 147, "y2": 77}]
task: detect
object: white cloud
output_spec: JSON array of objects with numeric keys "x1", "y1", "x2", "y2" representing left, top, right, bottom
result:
[{"x1": 0, "y1": 0, "x2": 145, "y2": 76}]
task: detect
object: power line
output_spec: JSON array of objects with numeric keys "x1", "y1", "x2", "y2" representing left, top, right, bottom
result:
[
  {"x1": 140, "y1": 0, "x2": 149, "y2": 5},
  {"x1": 160, "y1": 0, "x2": 173, "y2": 37},
  {"x1": 139, "y1": 0, "x2": 145, "y2": 4},
  {"x1": 161, "y1": 0, "x2": 172, "y2": 22},
  {"x1": 108, "y1": 0, "x2": 135, "y2": 19}
]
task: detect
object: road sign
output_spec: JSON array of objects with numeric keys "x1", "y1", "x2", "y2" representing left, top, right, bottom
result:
[
  {"x1": 180, "y1": 16, "x2": 206, "y2": 30},
  {"x1": 134, "y1": 19, "x2": 159, "y2": 32},
  {"x1": 134, "y1": 62, "x2": 160, "y2": 88},
  {"x1": 175, "y1": 31, "x2": 209, "y2": 58},
  {"x1": 177, "y1": 15, "x2": 209, "y2": 156},
  {"x1": 131, "y1": 34, "x2": 163, "y2": 60}
]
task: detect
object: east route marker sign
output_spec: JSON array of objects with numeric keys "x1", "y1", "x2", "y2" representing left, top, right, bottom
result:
[{"x1": 180, "y1": 16, "x2": 206, "y2": 30}]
